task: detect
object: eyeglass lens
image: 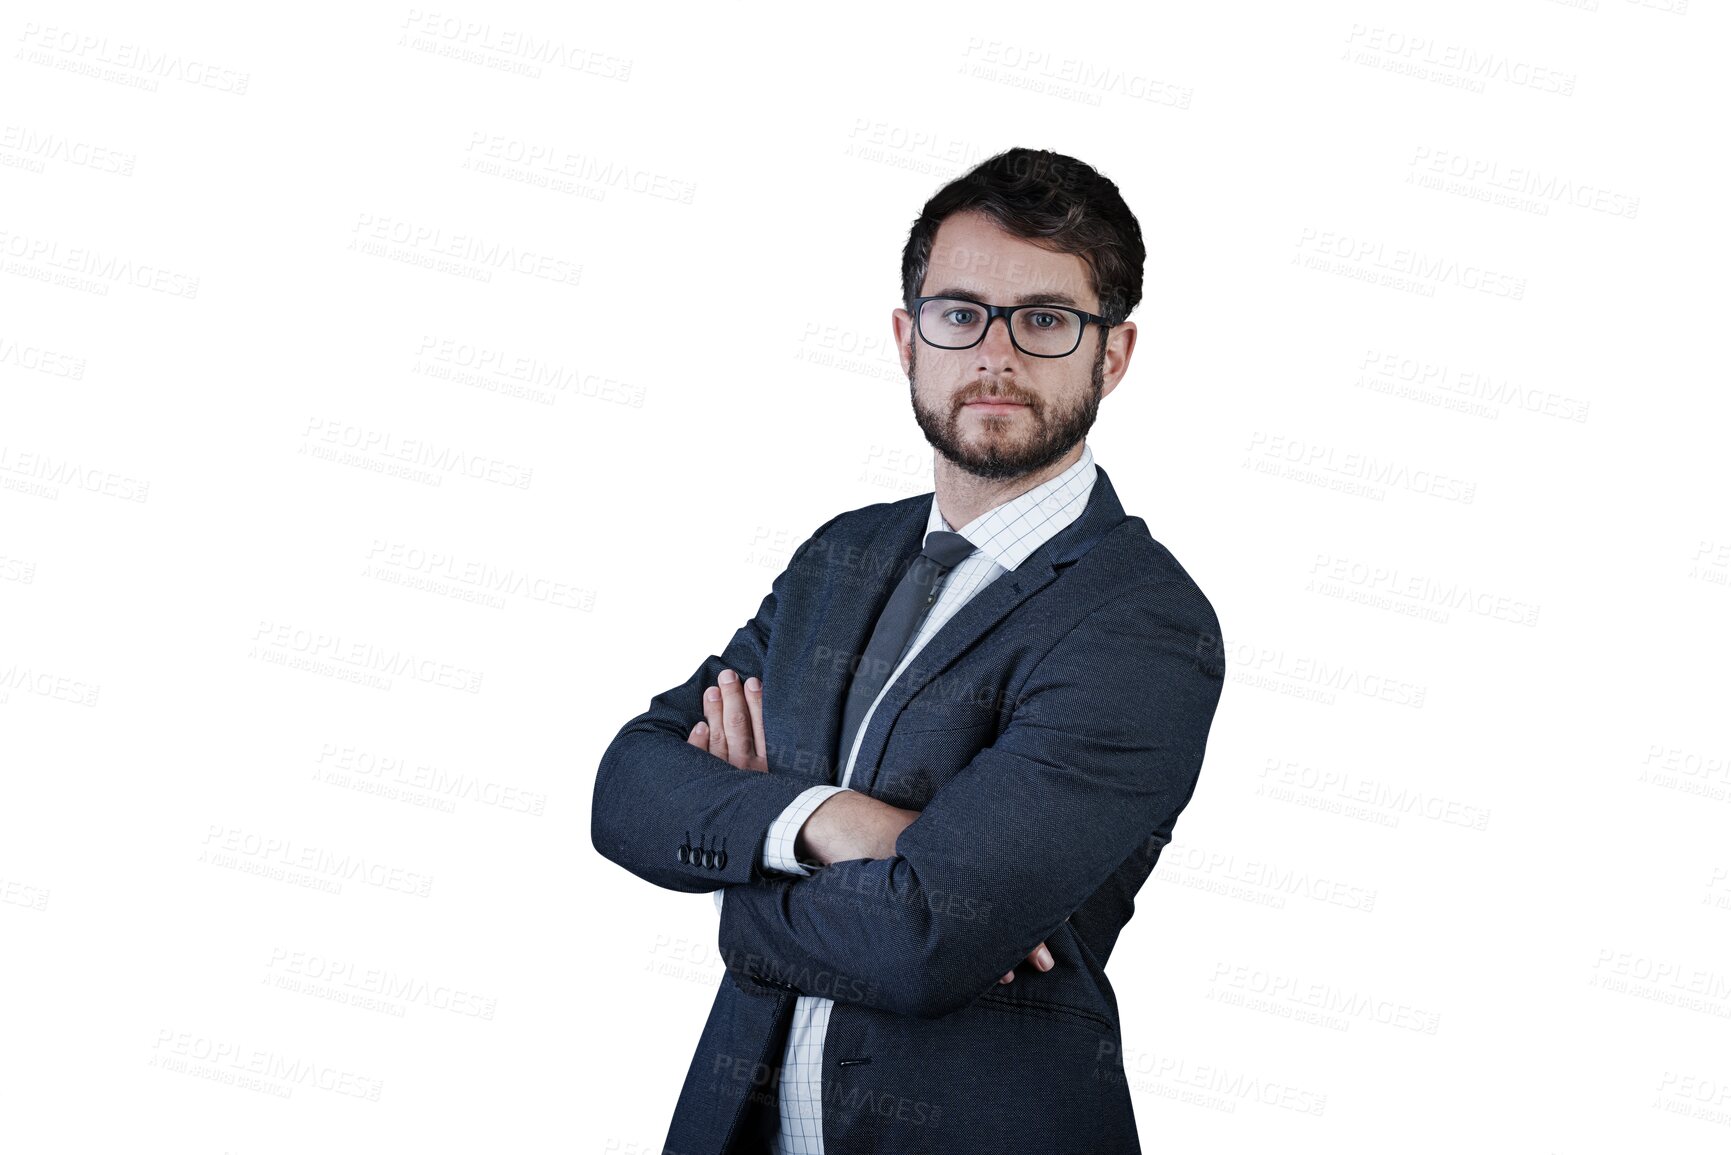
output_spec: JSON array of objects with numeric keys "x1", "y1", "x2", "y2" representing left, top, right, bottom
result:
[{"x1": 917, "y1": 298, "x2": 1082, "y2": 357}]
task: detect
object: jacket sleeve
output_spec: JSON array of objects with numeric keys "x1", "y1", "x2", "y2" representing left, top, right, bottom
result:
[
  {"x1": 713, "y1": 783, "x2": 850, "y2": 915},
  {"x1": 716, "y1": 578, "x2": 1226, "y2": 1018},
  {"x1": 590, "y1": 513, "x2": 845, "y2": 894}
]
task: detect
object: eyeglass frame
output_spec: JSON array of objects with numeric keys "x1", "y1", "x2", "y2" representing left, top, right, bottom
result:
[{"x1": 909, "y1": 294, "x2": 1116, "y2": 359}]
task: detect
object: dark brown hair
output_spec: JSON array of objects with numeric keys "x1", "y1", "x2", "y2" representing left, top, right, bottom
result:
[{"x1": 900, "y1": 148, "x2": 1145, "y2": 326}]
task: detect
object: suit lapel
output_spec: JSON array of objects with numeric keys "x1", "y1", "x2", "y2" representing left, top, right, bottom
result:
[
  {"x1": 845, "y1": 466, "x2": 1130, "y2": 796},
  {"x1": 790, "y1": 496, "x2": 928, "y2": 786}
]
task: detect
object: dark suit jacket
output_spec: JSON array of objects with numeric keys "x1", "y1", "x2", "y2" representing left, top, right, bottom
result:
[{"x1": 591, "y1": 465, "x2": 1226, "y2": 1155}]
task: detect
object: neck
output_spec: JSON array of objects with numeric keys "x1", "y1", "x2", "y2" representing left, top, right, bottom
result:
[{"x1": 934, "y1": 442, "x2": 1084, "y2": 531}]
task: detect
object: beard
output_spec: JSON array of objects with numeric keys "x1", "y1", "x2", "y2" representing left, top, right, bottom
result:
[{"x1": 908, "y1": 335, "x2": 1106, "y2": 482}]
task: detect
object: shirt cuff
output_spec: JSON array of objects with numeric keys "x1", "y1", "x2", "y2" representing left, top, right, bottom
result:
[{"x1": 762, "y1": 785, "x2": 849, "y2": 876}]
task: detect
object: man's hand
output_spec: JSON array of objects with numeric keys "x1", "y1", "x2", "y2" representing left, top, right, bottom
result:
[
  {"x1": 998, "y1": 924, "x2": 1063, "y2": 985},
  {"x1": 684, "y1": 667, "x2": 767, "y2": 772},
  {"x1": 795, "y1": 789, "x2": 922, "y2": 865},
  {"x1": 688, "y1": 666, "x2": 1058, "y2": 984},
  {"x1": 796, "y1": 793, "x2": 1057, "y2": 984}
]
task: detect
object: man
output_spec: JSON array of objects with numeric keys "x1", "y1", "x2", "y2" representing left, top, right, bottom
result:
[{"x1": 592, "y1": 147, "x2": 1226, "y2": 1154}]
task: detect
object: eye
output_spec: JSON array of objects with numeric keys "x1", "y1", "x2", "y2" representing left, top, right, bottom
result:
[
  {"x1": 943, "y1": 307, "x2": 978, "y2": 325},
  {"x1": 1027, "y1": 311, "x2": 1061, "y2": 329}
]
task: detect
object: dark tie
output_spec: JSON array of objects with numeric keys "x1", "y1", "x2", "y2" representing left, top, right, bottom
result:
[{"x1": 836, "y1": 529, "x2": 977, "y2": 773}]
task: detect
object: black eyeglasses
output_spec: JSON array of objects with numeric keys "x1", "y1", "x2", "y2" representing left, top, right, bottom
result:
[{"x1": 911, "y1": 295, "x2": 1113, "y2": 359}]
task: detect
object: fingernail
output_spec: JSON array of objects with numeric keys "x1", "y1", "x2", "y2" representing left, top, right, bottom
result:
[
  {"x1": 705, "y1": 687, "x2": 719, "y2": 702},
  {"x1": 746, "y1": 677, "x2": 761, "y2": 693},
  {"x1": 720, "y1": 669, "x2": 737, "y2": 684},
  {"x1": 694, "y1": 722, "x2": 707, "y2": 732},
  {"x1": 1037, "y1": 946, "x2": 1053, "y2": 970}
]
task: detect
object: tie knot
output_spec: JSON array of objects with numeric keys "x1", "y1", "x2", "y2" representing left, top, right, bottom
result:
[{"x1": 921, "y1": 530, "x2": 976, "y2": 570}]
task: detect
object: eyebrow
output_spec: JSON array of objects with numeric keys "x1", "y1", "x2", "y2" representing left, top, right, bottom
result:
[{"x1": 927, "y1": 286, "x2": 1086, "y2": 309}]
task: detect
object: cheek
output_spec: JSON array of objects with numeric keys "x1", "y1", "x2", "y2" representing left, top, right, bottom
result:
[{"x1": 917, "y1": 380, "x2": 959, "y2": 413}]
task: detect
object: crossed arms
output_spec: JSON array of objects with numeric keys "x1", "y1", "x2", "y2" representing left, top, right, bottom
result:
[
  {"x1": 590, "y1": 523, "x2": 1225, "y2": 1021},
  {"x1": 688, "y1": 666, "x2": 1050, "y2": 986}
]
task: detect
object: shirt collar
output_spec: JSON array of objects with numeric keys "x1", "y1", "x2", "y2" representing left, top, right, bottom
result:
[{"x1": 925, "y1": 441, "x2": 1098, "y2": 573}]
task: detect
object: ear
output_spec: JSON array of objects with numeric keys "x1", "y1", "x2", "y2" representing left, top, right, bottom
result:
[
  {"x1": 892, "y1": 307, "x2": 916, "y2": 377},
  {"x1": 1100, "y1": 321, "x2": 1136, "y2": 400}
]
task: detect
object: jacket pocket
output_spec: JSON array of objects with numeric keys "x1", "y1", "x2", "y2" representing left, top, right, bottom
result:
[
  {"x1": 892, "y1": 701, "x2": 1003, "y2": 734},
  {"x1": 973, "y1": 990, "x2": 1117, "y2": 1039},
  {"x1": 873, "y1": 719, "x2": 995, "y2": 807}
]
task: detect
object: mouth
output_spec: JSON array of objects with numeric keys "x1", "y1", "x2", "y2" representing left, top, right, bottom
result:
[{"x1": 964, "y1": 398, "x2": 1029, "y2": 411}]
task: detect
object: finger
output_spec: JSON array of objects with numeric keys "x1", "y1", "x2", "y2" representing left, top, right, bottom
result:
[
  {"x1": 745, "y1": 676, "x2": 767, "y2": 765},
  {"x1": 1033, "y1": 943, "x2": 1054, "y2": 971},
  {"x1": 999, "y1": 971, "x2": 1014, "y2": 984},
  {"x1": 687, "y1": 721, "x2": 708, "y2": 749},
  {"x1": 717, "y1": 669, "x2": 752, "y2": 765},
  {"x1": 703, "y1": 686, "x2": 727, "y2": 758}
]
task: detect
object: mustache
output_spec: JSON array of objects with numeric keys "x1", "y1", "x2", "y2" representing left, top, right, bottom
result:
[{"x1": 957, "y1": 383, "x2": 1034, "y2": 407}]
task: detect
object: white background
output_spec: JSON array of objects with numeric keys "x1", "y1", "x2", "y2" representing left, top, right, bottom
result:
[{"x1": 3, "y1": 2, "x2": 1728, "y2": 1152}]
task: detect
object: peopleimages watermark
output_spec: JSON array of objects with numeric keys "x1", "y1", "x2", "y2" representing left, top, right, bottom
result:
[
  {"x1": 301, "y1": 417, "x2": 534, "y2": 490},
  {"x1": 201, "y1": 824, "x2": 434, "y2": 897},
  {"x1": 15, "y1": 23, "x2": 251, "y2": 95},
  {"x1": 250, "y1": 619, "x2": 484, "y2": 694},
  {"x1": 0, "y1": 661, "x2": 100, "y2": 707},
  {"x1": 148, "y1": 1029, "x2": 383, "y2": 1100},
  {"x1": 0, "y1": 444, "x2": 148, "y2": 502}
]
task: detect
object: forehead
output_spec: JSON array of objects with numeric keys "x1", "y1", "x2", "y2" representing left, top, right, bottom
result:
[{"x1": 924, "y1": 209, "x2": 1096, "y2": 307}]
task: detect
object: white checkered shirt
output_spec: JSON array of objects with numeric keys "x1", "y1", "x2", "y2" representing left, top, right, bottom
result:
[{"x1": 713, "y1": 442, "x2": 1097, "y2": 1153}]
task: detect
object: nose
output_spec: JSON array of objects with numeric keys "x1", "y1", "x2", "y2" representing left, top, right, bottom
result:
[{"x1": 975, "y1": 313, "x2": 1020, "y2": 367}]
